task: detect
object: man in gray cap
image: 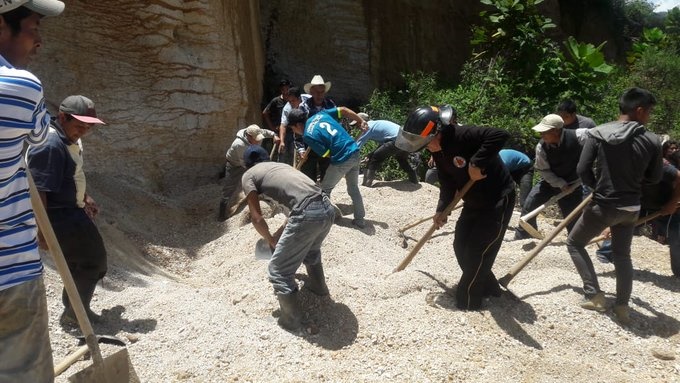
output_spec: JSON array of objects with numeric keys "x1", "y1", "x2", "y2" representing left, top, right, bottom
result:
[
  {"x1": 28, "y1": 95, "x2": 107, "y2": 332},
  {"x1": 0, "y1": 1, "x2": 65, "y2": 381}
]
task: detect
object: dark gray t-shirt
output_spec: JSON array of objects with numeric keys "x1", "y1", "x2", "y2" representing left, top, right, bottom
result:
[{"x1": 242, "y1": 162, "x2": 321, "y2": 210}]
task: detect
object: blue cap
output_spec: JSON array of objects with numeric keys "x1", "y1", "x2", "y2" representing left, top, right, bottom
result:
[{"x1": 243, "y1": 145, "x2": 270, "y2": 168}]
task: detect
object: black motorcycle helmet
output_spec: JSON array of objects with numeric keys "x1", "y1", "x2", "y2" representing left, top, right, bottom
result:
[{"x1": 395, "y1": 105, "x2": 456, "y2": 152}]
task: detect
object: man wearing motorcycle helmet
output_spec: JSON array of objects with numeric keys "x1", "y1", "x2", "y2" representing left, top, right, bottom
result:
[{"x1": 396, "y1": 105, "x2": 515, "y2": 310}]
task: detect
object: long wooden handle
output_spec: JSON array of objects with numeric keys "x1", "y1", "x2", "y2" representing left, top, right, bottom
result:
[
  {"x1": 269, "y1": 143, "x2": 278, "y2": 160},
  {"x1": 499, "y1": 193, "x2": 593, "y2": 288},
  {"x1": 393, "y1": 179, "x2": 475, "y2": 272},
  {"x1": 519, "y1": 181, "x2": 582, "y2": 222},
  {"x1": 54, "y1": 345, "x2": 89, "y2": 376},
  {"x1": 26, "y1": 172, "x2": 106, "y2": 367},
  {"x1": 587, "y1": 210, "x2": 666, "y2": 245},
  {"x1": 295, "y1": 147, "x2": 312, "y2": 170}
]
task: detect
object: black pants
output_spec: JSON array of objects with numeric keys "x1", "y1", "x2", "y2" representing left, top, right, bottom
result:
[
  {"x1": 454, "y1": 190, "x2": 515, "y2": 310},
  {"x1": 301, "y1": 150, "x2": 330, "y2": 183},
  {"x1": 366, "y1": 140, "x2": 417, "y2": 181},
  {"x1": 49, "y1": 208, "x2": 107, "y2": 308},
  {"x1": 509, "y1": 165, "x2": 533, "y2": 209}
]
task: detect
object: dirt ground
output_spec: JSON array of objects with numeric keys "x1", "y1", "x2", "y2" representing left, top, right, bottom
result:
[{"x1": 43, "y1": 174, "x2": 680, "y2": 382}]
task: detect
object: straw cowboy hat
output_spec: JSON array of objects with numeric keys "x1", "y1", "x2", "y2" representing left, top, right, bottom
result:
[{"x1": 304, "y1": 75, "x2": 332, "y2": 93}]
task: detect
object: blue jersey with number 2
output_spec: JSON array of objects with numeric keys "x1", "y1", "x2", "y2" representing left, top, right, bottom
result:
[{"x1": 303, "y1": 107, "x2": 359, "y2": 164}]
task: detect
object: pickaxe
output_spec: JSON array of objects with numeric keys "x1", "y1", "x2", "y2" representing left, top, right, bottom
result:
[
  {"x1": 393, "y1": 179, "x2": 475, "y2": 273},
  {"x1": 499, "y1": 193, "x2": 593, "y2": 290},
  {"x1": 518, "y1": 181, "x2": 582, "y2": 239}
]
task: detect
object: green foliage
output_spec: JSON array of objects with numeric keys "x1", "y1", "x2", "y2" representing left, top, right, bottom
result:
[
  {"x1": 627, "y1": 27, "x2": 668, "y2": 63},
  {"x1": 628, "y1": 47, "x2": 680, "y2": 135},
  {"x1": 561, "y1": 37, "x2": 614, "y2": 106},
  {"x1": 664, "y1": 8, "x2": 680, "y2": 52}
]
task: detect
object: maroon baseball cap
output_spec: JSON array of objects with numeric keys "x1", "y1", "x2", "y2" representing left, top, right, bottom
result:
[{"x1": 59, "y1": 95, "x2": 105, "y2": 125}]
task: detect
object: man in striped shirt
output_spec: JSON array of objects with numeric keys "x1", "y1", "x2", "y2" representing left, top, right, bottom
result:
[{"x1": 0, "y1": 1, "x2": 65, "y2": 382}]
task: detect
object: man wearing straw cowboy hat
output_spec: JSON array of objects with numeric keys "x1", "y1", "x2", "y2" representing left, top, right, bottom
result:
[
  {"x1": 300, "y1": 74, "x2": 335, "y2": 183},
  {"x1": 0, "y1": 1, "x2": 65, "y2": 382}
]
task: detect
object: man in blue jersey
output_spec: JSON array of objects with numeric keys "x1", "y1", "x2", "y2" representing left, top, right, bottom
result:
[
  {"x1": 351, "y1": 113, "x2": 419, "y2": 187},
  {"x1": 0, "y1": 1, "x2": 65, "y2": 382},
  {"x1": 287, "y1": 107, "x2": 369, "y2": 228},
  {"x1": 28, "y1": 95, "x2": 107, "y2": 331}
]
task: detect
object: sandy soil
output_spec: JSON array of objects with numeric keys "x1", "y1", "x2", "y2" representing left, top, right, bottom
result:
[{"x1": 43, "y1": 174, "x2": 680, "y2": 382}]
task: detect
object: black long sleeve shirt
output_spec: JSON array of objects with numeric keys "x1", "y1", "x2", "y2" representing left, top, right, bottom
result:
[{"x1": 432, "y1": 124, "x2": 513, "y2": 211}]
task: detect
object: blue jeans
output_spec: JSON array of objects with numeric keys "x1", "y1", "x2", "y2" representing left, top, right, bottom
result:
[
  {"x1": 566, "y1": 203, "x2": 638, "y2": 305},
  {"x1": 320, "y1": 152, "x2": 365, "y2": 220},
  {"x1": 268, "y1": 195, "x2": 334, "y2": 294}
]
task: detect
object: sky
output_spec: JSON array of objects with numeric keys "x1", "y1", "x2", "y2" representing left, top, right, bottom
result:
[{"x1": 655, "y1": 0, "x2": 680, "y2": 12}]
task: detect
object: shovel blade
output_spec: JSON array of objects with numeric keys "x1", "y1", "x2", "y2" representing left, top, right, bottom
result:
[
  {"x1": 254, "y1": 238, "x2": 272, "y2": 260},
  {"x1": 68, "y1": 348, "x2": 137, "y2": 383}
]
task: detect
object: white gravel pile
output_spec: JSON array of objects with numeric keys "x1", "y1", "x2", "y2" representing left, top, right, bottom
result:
[{"x1": 43, "y1": 176, "x2": 680, "y2": 382}]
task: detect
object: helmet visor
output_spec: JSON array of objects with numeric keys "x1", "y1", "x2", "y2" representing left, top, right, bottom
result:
[{"x1": 395, "y1": 127, "x2": 435, "y2": 152}]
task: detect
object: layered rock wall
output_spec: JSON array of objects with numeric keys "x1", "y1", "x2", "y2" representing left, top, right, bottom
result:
[{"x1": 31, "y1": 0, "x2": 263, "y2": 192}]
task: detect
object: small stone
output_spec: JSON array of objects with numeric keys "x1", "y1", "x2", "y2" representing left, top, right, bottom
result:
[
  {"x1": 259, "y1": 332, "x2": 270, "y2": 340},
  {"x1": 522, "y1": 242, "x2": 537, "y2": 251},
  {"x1": 651, "y1": 348, "x2": 676, "y2": 361},
  {"x1": 125, "y1": 334, "x2": 140, "y2": 343}
]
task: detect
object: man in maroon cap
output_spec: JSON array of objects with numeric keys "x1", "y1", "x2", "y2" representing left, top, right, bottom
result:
[{"x1": 28, "y1": 95, "x2": 108, "y2": 332}]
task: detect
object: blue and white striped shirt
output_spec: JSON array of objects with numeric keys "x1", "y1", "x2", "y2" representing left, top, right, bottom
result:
[{"x1": 0, "y1": 54, "x2": 51, "y2": 291}]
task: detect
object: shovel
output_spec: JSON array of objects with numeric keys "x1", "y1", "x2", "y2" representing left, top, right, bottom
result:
[
  {"x1": 26, "y1": 172, "x2": 134, "y2": 383},
  {"x1": 518, "y1": 181, "x2": 582, "y2": 239},
  {"x1": 498, "y1": 193, "x2": 593, "y2": 290},
  {"x1": 393, "y1": 179, "x2": 475, "y2": 273}
]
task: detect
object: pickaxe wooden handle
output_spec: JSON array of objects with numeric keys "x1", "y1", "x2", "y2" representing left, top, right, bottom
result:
[
  {"x1": 499, "y1": 192, "x2": 593, "y2": 288},
  {"x1": 587, "y1": 210, "x2": 667, "y2": 245},
  {"x1": 397, "y1": 204, "x2": 463, "y2": 234},
  {"x1": 393, "y1": 179, "x2": 475, "y2": 273},
  {"x1": 519, "y1": 181, "x2": 582, "y2": 222}
]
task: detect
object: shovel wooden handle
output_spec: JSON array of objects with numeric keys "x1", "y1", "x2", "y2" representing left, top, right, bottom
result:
[
  {"x1": 499, "y1": 193, "x2": 593, "y2": 288},
  {"x1": 295, "y1": 147, "x2": 311, "y2": 171},
  {"x1": 393, "y1": 179, "x2": 475, "y2": 272},
  {"x1": 26, "y1": 172, "x2": 106, "y2": 369}
]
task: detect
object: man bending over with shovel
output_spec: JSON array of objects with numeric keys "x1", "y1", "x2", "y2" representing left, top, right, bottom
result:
[
  {"x1": 566, "y1": 87, "x2": 662, "y2": 325},
  {"x1": 395, "y1": 105, "x2": 515, "y2": 310},
  {"x1": 241, "y1": 145, "x2": 335, "y2": 331}
]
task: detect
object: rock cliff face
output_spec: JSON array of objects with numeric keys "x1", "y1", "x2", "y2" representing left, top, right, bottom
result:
[
  {"x1": 31, "y1": 0, "x2": 264, "y2": 192},
  {"x1": 25, "y1": 0, "x2": 621, "y2": 193}
]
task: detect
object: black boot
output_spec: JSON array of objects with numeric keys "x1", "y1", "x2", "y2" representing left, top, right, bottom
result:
[
  {"x1": 61, "y1": 278, "x2": 102, "y2": 327},
  {"x1": 276, "y1": 291, "x2": 302, "y2": 331},
  {"x1": 218, "y1": 201, "x2": 228, "y2": 221},
  {"x1": 304, "y1": 263, "x2": 329, "y2": 296},
  {"x1": 363, "y1": 169, "x2": 376, "y2": 187}
]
